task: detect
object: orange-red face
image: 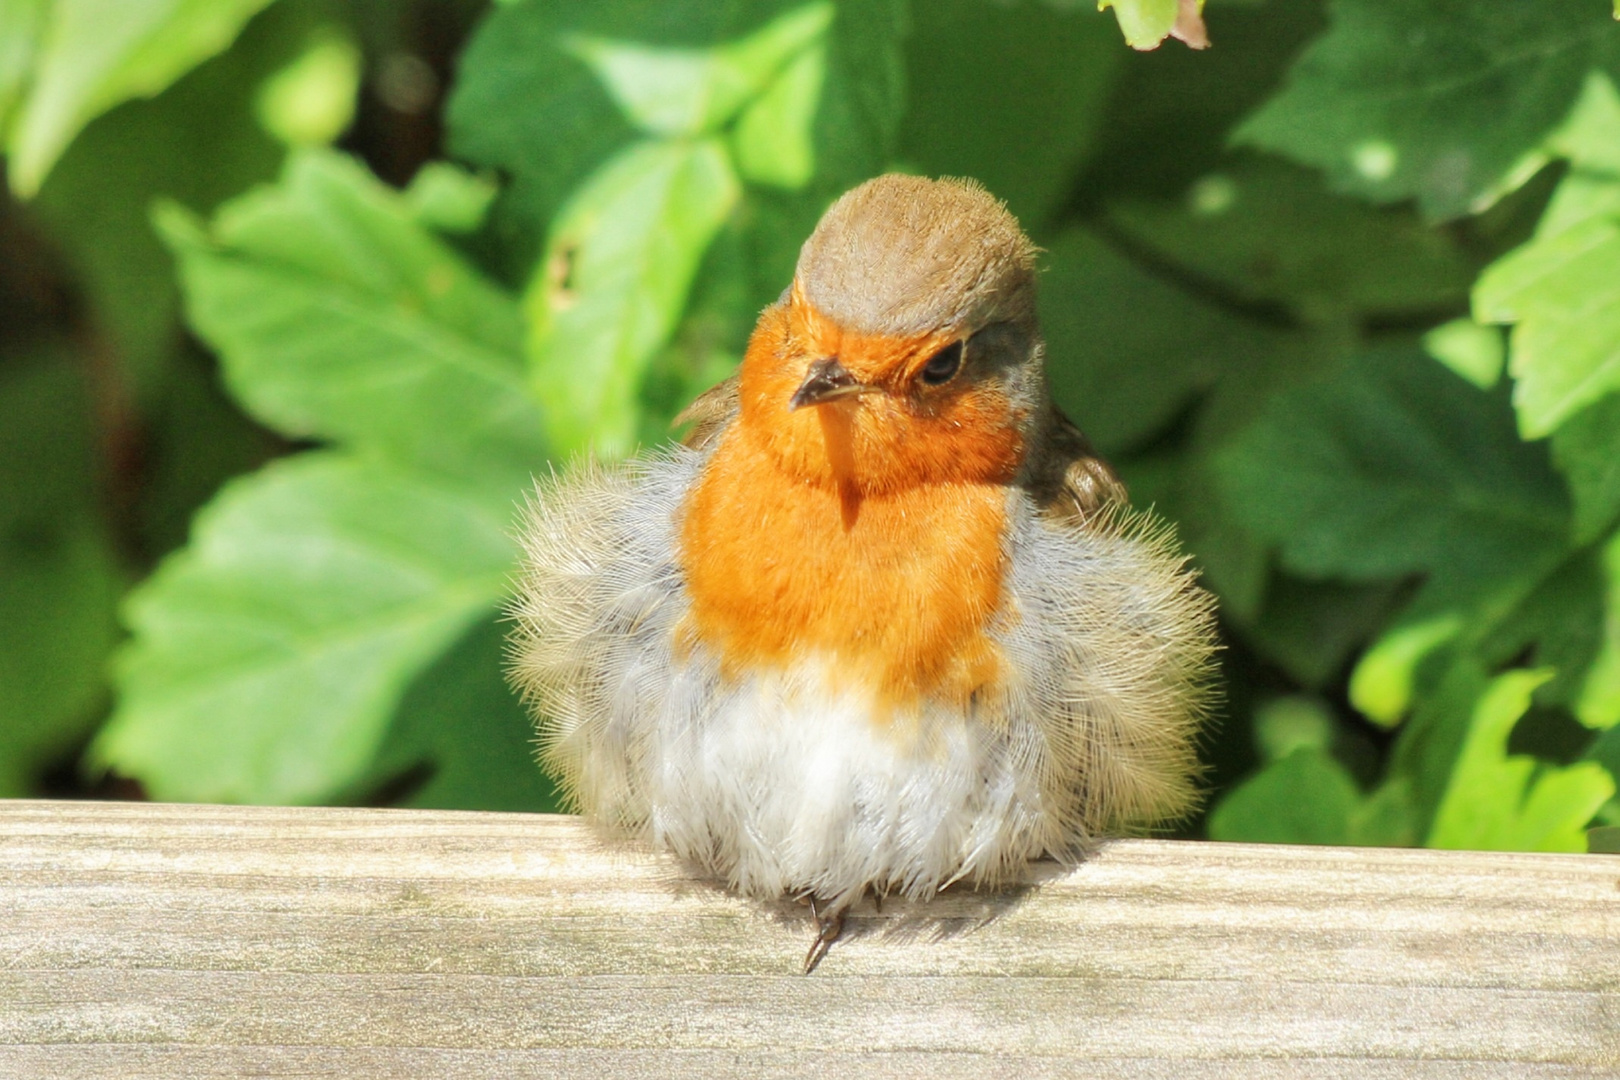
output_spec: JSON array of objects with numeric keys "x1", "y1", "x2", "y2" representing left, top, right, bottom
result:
[{"x1": 736, "y1": 281, "x2": 1029, "y2": 495}]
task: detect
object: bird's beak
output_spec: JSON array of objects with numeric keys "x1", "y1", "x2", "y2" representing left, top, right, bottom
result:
[{"x1": 789, "y1": 358, "x2": 874, "y2": 410}]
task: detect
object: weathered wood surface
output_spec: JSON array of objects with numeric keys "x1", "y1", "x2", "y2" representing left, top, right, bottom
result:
[{"x1": 1, "y1": 800, "x2": 1617, "y2": 1079}]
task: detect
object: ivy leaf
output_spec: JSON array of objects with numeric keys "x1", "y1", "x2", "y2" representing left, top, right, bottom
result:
[
  {"x1": 1235, "y1": 0, "x2": 1620, "y2": 220},
  {"x1": 94, "y1": 455, "x2": 515, "y2": 804},
  {"x1": 1428, "y1": 668, "x2": 1615, "y2": 851},
  {"x1": 524, "y1": 137, "x2": 740, "y2": 455},
  {"x1": 5, "y1": 0, "x2": 277, "y2": 197},
  {"x1": 156, "y1": 149, "x2": 545, "y2": 497}
]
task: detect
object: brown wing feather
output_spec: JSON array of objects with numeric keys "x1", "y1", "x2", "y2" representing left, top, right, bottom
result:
[
  {"x1": 1027, "y1": 406, "x2": 1128, "y2": 523},
  {"x1": 673, "y1": 374, "x2": 741, "y2": 450}
]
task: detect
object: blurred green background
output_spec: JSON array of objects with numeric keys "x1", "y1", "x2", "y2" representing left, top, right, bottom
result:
[{"x1": 3, "y1": 0, "x2": 1619, "y2": 853}]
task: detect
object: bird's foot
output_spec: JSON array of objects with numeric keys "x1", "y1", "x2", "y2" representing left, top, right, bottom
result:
[{"x1": 803, "y1": 896, "x2": 845, "y2": 974}]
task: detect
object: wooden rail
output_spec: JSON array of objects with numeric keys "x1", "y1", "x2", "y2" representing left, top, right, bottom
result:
[{"x1": 1, "y1": 799, "x2": 1617, "y2": 1078}]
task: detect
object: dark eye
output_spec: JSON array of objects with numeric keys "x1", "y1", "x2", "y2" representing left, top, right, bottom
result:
[{"x1": 920, "y1": 340, "x2": 964, "y2": 385}]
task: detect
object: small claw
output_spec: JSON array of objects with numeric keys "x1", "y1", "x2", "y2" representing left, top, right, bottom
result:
[{"x1": 802, "y1": 896, "x2": 845, "y2": 974}]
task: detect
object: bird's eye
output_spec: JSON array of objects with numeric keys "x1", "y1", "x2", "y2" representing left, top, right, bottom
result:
[{"x1": 920, "y1": 340, "x2": 964, "y2": 385}]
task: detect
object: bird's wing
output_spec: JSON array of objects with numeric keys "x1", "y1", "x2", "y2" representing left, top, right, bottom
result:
[
  {"x1": 673, "y1": 374, "x2": 741, "y2": 450},
  {"x1": 1029, "y1": 406, "x2": 1129, "y2": 524}
]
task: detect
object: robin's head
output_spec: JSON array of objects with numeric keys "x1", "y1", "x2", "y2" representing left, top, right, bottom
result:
[{"x1": 737, "y1": 175, "x2": 1044, "y2": 495}]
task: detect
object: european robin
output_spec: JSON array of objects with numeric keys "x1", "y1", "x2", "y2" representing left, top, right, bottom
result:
[{"x1": 509, "y1": 174, "x2": 1216, "y2": 968}]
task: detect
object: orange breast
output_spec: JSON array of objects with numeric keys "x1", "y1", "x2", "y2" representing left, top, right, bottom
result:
[{"x1": 677, "y1": 424, "x2": 1011, "y2": 712}]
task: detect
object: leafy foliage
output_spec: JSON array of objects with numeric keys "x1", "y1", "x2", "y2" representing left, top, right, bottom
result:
[{"x1": 2, "y1": 0, "x2": 1617, "y2": 852}]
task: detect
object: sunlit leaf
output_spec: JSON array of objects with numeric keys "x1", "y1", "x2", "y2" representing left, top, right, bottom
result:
[
  {"x1": 1428, "y1": 668, "x2": 1615, "y2": 851},
  {"x1": 1423, "y1": 318, "x2": 1504, "y2": 390},
  {"x1": 1348, "y1": 614, "x2": 1463, "y2": 727},
  {"x1": 447, "y1": 0, "x2": 903, "y2": 276},
  {"x1": 525, "y1": 137, "x2": 739, "y2": 455},
  {"x1": 94, "y1": 454, "x2": 514, "y2": 804},
  {"x1": 732, "y1": 42, "x2": 824, "y2": 189},
  {"x1": 561, "y1": 1, "x2": 832, "y2": 138},
  {"x1": 403, "y1": 162, "x2": 499, "y2": 235},
  {"x1": 98, "y1": 150, "x2": 549, "y2": 805},
  {"x1": 157, "y1": 150, "x2": 545, "y2": 497},
  {"x1": 0, "y1": 0, "x2": 45, "y2": 137},
  {"x1": 1475, "y1": 213, "x2": 1620, "y2": 438},
  {"x1": 253, "y1": 27, "x2": 359, "y2": 147},
  {"x1": 6, "y1": 0, "x2": 277, "y2": 196},
  {"x1": 1098, "y1": 0, "x2": 1206, "y2": 52},
  {"x1": 1577, "y1": 532, "x2": 1620, "y2": 730}
]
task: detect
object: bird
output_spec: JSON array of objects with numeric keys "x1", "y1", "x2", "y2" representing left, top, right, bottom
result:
[{"x1": 508, "y1": 174, "x2": 1217, "y2": 970}]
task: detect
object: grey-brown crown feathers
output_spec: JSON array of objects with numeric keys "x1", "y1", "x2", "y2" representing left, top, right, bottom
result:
[{"x1": 794, "y1": 174, "x2": 1039, "y2": 337}]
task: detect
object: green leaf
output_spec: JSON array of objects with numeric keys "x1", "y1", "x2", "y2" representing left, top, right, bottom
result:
[
  {"x1": 403, "y1": 162, "x2": 499, "y2": 236},
  {"x1": 732, "y1": 41, "x2": 825, "y2": 190},
  {"x1": 1243, "y1": 575, "x2": 1403, "y2": 692},
  {"x1": 1251, "y1": 696, "x2": 1334, "y2": 762},
  {"x1": 1235, "y1": 0, "x2": 1620, "y2": 219},
  {"x1": 1552, "y1": 393, "x2": 1620, "y2": 543},
  {"x1": 157, "y1": 149, "x2": 545, "y2": 496},
  {"x1": 1423, "y1": 319, "x2": 1505, "y2": 391},
  {"x1": 357, "y1": 617, "x2": 562, "y2": 812},
  {"x1": 560, "y1": 1, "x2": 833, "y2": 138},
  {"x1": 6, "y1": 0, "x2": 277, "y2": 196},
  {"x1": 95, "y1": 454, "x2": 515, "y2": 804},
  {"x1": 253, "y1": 26, "x2": 359, "y2": 146},
  {"x1": 24, "y1": 0, "x2": 304, "y2": 400},
  {"x1": 1208, "y1": 748, "x2": 1414, "y2": 846},
  {"x1": 101, "y1": 149, "x2": 551, "y2": 805},
  {"x1": 1098, "y1": 0, "x2": 1204, "y2": 52},
  {"x1": 1475, "y1": 214, "x2": 1620, "y2": 438},
  {"x1": 1576, "y1": 532, "x2": 1620, "y2": 730},
  {"x1": 1479, "y1": 545, "x2": 1609, "y2": 715},
  {"x1": 1213, "y1": 344, "x2": 1569, "y2": 585},
  {"x1": 0, "y1": 359, "x2": 123, "y2": 796},
  {"x1": 525, "y1": 137, "x2": 740, "y2": 456},
  {"x1": 1040, "y1": 228, "x2": 1255, "y2": 454},
  {"x1": 0, "y1": 0, "x2": 45, "y2": 136},
  {"x1": 1428, "y1": 668, "x2": 1615, "y2": 851},
  {"x1": 1104, "y1": 159, "x2": 1476, "y2": 322},
  {"x1": 898, "y1": 0, "x2": 1123, "y2": 226},
  {"x1": 447, "y1": 0, "x2": 903, "y2": 275},
  {"x1": 1348, "y1": 614, "x2": 1464, "y2": 727}
]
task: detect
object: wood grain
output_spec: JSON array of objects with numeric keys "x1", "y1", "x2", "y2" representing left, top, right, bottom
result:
[{"x1": 1, "y1": 799, "x2": 1617, "y2": 1078}]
